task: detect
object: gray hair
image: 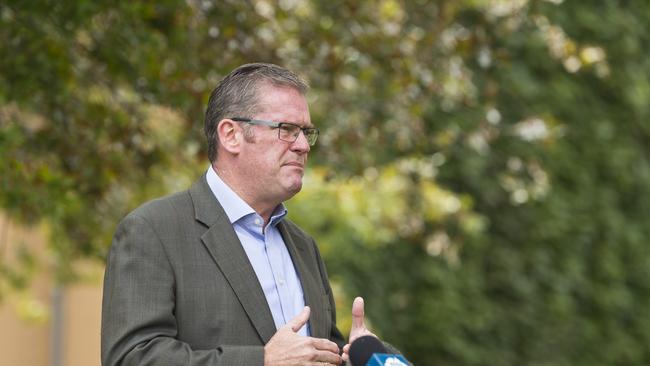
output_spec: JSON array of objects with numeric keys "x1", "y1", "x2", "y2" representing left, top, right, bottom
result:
[{"x1": 204, "y1": 63, "x2": 309, "y2": 162}]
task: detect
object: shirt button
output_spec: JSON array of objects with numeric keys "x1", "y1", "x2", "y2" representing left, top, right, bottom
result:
[
  {"x1": 254, "y1": 218, "x2": 263, "y2": 226},
  {"x1": 278, "y1": 279, "x2": 285, "y2": 286}
]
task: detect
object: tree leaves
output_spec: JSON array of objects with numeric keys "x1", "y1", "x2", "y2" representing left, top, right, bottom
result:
[{"x1": 2, "y1": 0, "x2": 650, "y2": 364}]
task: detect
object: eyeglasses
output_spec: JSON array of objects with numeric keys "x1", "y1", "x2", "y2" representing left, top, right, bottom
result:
[{"x1": 231, "y1": 117, "x2": 319, "y2": 146}]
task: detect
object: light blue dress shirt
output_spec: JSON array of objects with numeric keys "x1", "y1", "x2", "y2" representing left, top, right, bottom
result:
[{"x1": 206, "y1": 166, "x2": 309, "y2": 336}]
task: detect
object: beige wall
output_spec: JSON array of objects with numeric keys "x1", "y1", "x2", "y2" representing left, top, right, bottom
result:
[
  {"x1": 0, "y1": 282, "x2": 50, "y2": 366},
  {"x1": 0, "y1": 214, "x2": 103, "y2": 366},
  {"x1": 63, "y1": 282, "x2": 103, "y2": 366}
]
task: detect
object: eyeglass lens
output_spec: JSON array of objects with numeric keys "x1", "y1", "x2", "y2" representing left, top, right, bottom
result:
[{"x1": 278, "y1": 124, "x2": 318, "y2": 146}]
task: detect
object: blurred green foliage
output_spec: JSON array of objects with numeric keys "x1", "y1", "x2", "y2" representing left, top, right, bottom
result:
[{"x1": 1, "y1": 0, "x2": 649, "y2": 364}]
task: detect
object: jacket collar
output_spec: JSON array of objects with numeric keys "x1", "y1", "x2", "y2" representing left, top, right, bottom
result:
[
  {"x1": 190, "y1": 175, "x2": 277, "y2": 342},
  {"x1": 188, "y1": 174, "x2": 329, "y2": 342}
]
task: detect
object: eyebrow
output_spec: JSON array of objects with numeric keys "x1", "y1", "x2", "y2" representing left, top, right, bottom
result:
[
  {"x1": 231, "y1": 117, "x2": 316, "y2": 129},
  {"x1": 260, "y1": 118, "x2": 315, "y2": 129}
]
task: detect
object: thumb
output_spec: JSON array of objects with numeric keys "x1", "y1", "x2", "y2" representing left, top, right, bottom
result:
[
  {"x1": 351, "y1": 297, "x2": 365, "y2": 330},
  {"x1": 288, "y1": 306, "x2": 311, "y2": 333}
]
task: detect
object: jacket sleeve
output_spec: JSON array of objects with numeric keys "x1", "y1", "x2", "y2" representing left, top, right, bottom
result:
[{"x1": 101, "y1": 213, "x2": 264, "y2": 366}]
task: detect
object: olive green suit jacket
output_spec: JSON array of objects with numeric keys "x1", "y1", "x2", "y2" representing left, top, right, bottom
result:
[{"x1": 101, "y1": 175, "x2": 345, "y2": 365}]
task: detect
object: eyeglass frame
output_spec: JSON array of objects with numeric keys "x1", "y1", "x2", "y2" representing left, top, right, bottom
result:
[{"x1": 230, "y1": 117, "x2": 319, "y2": 146}]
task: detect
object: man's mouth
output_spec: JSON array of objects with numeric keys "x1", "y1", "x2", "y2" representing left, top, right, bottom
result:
[{"x1": 283, "y1": 161, "x2": 305, "y2": 168}]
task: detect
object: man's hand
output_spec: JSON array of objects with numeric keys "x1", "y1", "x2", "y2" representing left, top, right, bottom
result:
[
  {"x1": 264, "y1": 306, "x2": 342, "y2": 366},
  {"x1": 341, "y1": 297, "x2": 378, "y2": 363}
]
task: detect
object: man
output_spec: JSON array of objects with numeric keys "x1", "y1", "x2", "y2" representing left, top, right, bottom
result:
[{"x1": 101, "y1": 63, "x2": 380, "y2": 366}]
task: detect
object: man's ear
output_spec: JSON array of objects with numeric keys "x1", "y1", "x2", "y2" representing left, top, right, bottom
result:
[{"x1": 217, "y1": 118, "x2": 242, "y2": 154}]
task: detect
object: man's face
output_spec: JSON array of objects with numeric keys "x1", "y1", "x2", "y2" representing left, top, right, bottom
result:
[{"x1": 238, "y1": 84, "x2": 312, "y2": 205}]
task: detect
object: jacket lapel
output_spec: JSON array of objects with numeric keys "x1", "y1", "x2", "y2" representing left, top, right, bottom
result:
[
  {"x1": 189, "y1": 175, "x2": 277, "y2": 343},
  {"x1": 279, "y1": 222, "x2": 329, "y2": 339}
]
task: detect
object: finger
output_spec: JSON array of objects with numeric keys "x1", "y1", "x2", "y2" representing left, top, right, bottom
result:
[
  {"x1": 351, "y1": 297, "x2": 365, "y2": 330},
  {"x1": 341, "y1": 343, "x2": 351, "y2": 362},
  {"x1": 312, "y1": 337, "x2": 340, "y2": 353},
  {"x1": 314, "y1": 349, "x2": 343, "y2": 364},
  {"x1": 288, "y1": 306, "x2": 311, "y2": 332}
]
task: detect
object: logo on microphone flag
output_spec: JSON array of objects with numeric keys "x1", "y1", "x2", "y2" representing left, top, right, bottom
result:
[{"x1": 368, "y1": 354, "x2": 411, "y2": 366}]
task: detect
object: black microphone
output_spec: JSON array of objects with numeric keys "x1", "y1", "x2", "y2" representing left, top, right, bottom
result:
[{"x1": 349, "y1": 335, "x2": 412, "y2": 366}]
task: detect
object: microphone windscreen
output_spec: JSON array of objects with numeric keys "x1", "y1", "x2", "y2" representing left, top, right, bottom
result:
[{"x1": 349, "y1": 335, "x2": 388, "y2": 366}]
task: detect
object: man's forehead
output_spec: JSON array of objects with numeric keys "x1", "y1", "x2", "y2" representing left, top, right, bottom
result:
[
  {"x1": 253, "y1": 90, "x2": 312, "y2": 127},
  {"x1": 253, "y1": 109, "x2": 314, "y2": 128}
]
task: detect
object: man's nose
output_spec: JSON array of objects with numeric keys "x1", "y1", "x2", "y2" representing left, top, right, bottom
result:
[{"x1": 291, "y1": 130, "x2": 311, "y2": 153}]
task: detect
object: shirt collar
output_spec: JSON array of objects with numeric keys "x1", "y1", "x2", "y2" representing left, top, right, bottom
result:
[{"x1": 206, "y1": 165, "x2": 287, "y2": 226}]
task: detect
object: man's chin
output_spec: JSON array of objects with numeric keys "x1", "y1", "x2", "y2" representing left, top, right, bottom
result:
[
  {"x1": 288, "y1": 182, "x2": 303, "y2": 195},
  {"x1": 283, "y1": 180, "x2": 303, "y2": 198}
]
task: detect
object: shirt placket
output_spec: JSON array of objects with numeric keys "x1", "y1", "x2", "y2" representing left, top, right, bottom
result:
[{"x1": 265, "y1": 224, "x2": 301, "y2": 333}]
